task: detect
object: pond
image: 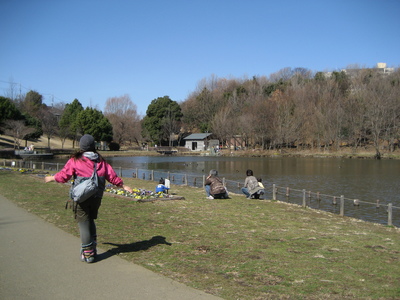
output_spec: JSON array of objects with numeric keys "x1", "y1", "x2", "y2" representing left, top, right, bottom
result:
[{"x1": 52, "y1": 155, "x2": 400, "y2": 227}]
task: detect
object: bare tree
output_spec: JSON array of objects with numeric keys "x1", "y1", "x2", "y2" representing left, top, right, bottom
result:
[
  {"x1": 162, "y1": 105, "x2": 182, "y2": 146},
  {"x1": 362, "y1": 74, "x2": 397, "y2": 159},
  {"x1": 40, "y1": 108, "x2": 59, "y2": 149},
  {"x1": 104, "y1": 94, "x2": 141, "y2": 146},
  {"x1": 2, "y1": 120, "x2": 35, "y2": 149},
  {"x1": 211, "y1": 106, "x2": 234, "y2": 148}
]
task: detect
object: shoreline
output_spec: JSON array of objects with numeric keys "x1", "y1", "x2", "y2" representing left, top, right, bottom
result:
[
  {"x1": 7, "y1": 148, "x2": 399, "y2": 160},
  {"x1": 2, "y1": 134, "x2": 400, "y2": 160},
  {"x1": 97, "y1": 148, "x2": 400, "y2": 160}
]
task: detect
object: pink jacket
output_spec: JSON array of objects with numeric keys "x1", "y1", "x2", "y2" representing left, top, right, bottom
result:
[{"x1": 54, "y1": 157, "x2": 124, "y2": 187}]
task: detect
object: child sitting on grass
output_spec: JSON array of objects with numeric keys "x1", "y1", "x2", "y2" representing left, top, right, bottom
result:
[{"x1": 156, "y1": 178, "x2": 169, "y2": 193}]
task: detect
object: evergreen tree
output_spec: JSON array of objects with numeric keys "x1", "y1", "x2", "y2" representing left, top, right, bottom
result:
[
  {"x1": 78, "y1": 107, "x2": 113, "y2": 143},
  {"x1": 59, "y1": 99, "x2": 84, "y2": 148},
  {"x1": 142, "y1": 96, "x2": 182, "y2": 145}
]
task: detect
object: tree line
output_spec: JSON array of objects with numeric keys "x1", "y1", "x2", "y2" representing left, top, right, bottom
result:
[
  {"x1": 181, "y1": 67, "x2": 400, "y2": 158},
  {"x1": 1, "y1": 66, "x2": 399, "y2": 157}
]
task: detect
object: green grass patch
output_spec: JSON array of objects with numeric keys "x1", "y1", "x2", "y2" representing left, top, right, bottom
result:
[{"x1": 0, "y1": 170, "x2": 399, "y2": 299}]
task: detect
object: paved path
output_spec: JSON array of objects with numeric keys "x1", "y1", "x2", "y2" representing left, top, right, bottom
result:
[{"x1": 0, "y1": 194, "x2": 222, "y2": 300}]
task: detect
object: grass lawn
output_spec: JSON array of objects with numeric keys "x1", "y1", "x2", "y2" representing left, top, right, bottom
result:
[{"x1": 0, "y1": 169, "x2": 399, "y2": 299}]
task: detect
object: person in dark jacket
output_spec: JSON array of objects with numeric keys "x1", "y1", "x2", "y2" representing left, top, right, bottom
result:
[{"x1": 204, "y1": 169, "x2": 229, "y2": 199}]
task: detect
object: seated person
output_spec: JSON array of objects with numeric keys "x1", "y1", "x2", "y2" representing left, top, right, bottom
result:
[
  {"x1": 204, "y1": 169, "x2": 229, "y2": 199},
  {"x1": 241, "y1": 169, "x2": 264, "y2": 199},
  {"x1": 155, "y1": 178, "x2": 169, "y2": 193},
  {"x1": 255, "y1": 177, "x2": 265, "y2": 199}
]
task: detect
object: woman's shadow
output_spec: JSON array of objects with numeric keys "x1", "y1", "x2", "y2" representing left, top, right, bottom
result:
[{"x1": 97, "y1": 235, "x2": 172, "y2": 262}]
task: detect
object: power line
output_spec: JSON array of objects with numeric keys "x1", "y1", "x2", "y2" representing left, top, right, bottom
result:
[{"x1": 0, "y1": 79, "x2": 67, "y2": 104}]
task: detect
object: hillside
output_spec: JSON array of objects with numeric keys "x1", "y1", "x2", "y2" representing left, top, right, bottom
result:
[{"x1": 0, "y1": 134, "x2": 75, "y2": 150}]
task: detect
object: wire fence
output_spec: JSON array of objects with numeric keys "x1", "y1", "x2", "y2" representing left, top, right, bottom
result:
[{"x1": 2, "y1": 158, "x2": 399, "y2": 228}]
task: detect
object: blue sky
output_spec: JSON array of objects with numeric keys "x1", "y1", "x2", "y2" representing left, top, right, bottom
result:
[{"x1": 1, "y1": 0, "x2": 399, "y2": 116}]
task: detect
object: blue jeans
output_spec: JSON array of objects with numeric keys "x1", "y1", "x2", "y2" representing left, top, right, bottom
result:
[
  {"x1": 205, "y1": 185, "x2": 212, "y2": 197},
  {"x1": 242, "y1": 188, "x2": 265, "y2": 199},
  {"x1": 241, "y1": 187, "x2": 250, "y2": 197}
]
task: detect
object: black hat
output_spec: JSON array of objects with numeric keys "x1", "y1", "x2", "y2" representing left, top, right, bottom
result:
[{"x1": 80, "y1": 134, "x2": 95, "y2": 151}]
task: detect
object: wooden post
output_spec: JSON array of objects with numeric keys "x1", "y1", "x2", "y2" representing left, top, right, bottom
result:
[
  {"x1": 376, "y1": 199, "x2": 380, "y2": 208},
  {"x1": 167, "y1": 171, "x2": 170, "y2": 180},
  {"x1": 286, "y1": 187, "x2": 290, "y2": 197},
  {"x1": 272, "y1": 184, "x2": 276, "y2": 201},
  {"x1": 332, "y1": 196, "x2": 337, "y2": 205},
  {"x1": 57, "y1": 163, "x2": 59, "y2": 171},
  {"x1": 317, "y1": 192, "x2": 320, "y2": 201},
  {"x1": 388, "y1": 203, "x2": 393, "y2": 226},
  {"x1": 183, "y1": 174, "x2": 187, "y2": 185},
  {"x1": 151, "y1": 170, "x2": 154, "y2": 181},
  {"x1": 119, "y1": 167, "x2": 122, "y2": 177},
  {"x1": 203, "y1": 175, "x2": 205, "y2": 187},
  {"x1": 302, "y1": 189, "x2": 306, "y2": 207},
  {"x1": 142, "y1": 172, "x2": 145, "y2": 179},
  {"x1": 340, "y1": 195, "x2": 344, "y2": 216}
]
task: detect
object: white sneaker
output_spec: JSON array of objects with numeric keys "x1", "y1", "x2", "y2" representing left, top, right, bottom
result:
[{"x1": 206, "y1": 196, "x2": 214, "y2": 200}]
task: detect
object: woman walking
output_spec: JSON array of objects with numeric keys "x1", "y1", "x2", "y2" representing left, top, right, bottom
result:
[{"x1": 45, "y1": 134, "x2": 132, "y2": 263}]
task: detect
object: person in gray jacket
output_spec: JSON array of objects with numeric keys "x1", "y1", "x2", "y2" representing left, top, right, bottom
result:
[{"x1": 241, "y1": 169, "x2": 264, "y2": 199}]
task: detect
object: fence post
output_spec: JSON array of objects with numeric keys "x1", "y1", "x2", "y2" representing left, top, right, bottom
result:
[
  {"x1": 119, "y1": 167, "x2": 122, "y2": 177},
  {"x1": 203, "y1": 175, "x2": 205, "y2": 187},
  {"x1": 388, "y1": 203, "x2": 393, "y2": 226},
  {"x1": 302, "y1": 189, "x2": 306, "y2": 207},
  {"x1": 184, "y1": 174, "x2": 188, "y2": 185},
  {"x1": 340, "y1": 195, "x2": 344, "y2": 216},
  {"x1": 151, "y1": 170, "x2": 154, "y2": 181},
  {"x1": 272, "y1": 184, "x2": 276, "y2": 201}
]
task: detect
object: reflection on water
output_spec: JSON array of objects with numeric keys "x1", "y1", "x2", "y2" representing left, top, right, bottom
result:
[{"x1": 52, "y1": 155, "x2": 400, "y2": 227}]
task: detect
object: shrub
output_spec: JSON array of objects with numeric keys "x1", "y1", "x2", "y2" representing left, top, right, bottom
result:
[{"x1": 108, "y1": 142, "x2": 120, "y2": 151}]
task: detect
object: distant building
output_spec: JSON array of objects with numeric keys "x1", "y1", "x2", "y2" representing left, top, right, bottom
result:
[
  {"x1": 375, "y1": 62, "x2": 395, "y2": 74},
  {"x1": 323, "y1": 62, "x2": 395, "y2": 78},
  {"x1": 184, "y1": 133, "x2": 213, "y2": 151}
]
